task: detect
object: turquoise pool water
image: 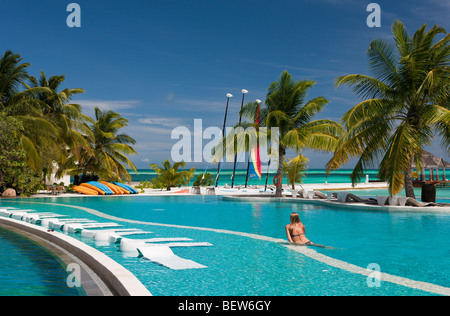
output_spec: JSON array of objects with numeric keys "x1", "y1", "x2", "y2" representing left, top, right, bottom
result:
[
  {"x1": 0, "y1": 227, "x2": 84, "y2": 296},
  {"x1": 1, "y1": 196, "x2": 449, "y2": 296}
]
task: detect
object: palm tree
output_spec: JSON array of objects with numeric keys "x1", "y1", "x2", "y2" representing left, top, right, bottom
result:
[
  {"x1": 150, "y1": 159, "x2": 195, "y2": 191},
  {"x1": 284, "y1": 154, "x2": 309, "y2": 190},
  {"x1": 65, "y1": 107, "x2": 138, "y2": 182},
  {"x1": 29, "y1": 71, "x2": 88, "y2": 181},
  {"x1": 241, "y1": 70, "x2": 343, "y2": 197},
  {"x1": 327, "y1": 21, "x2": 450, "y2": 198},
  {"x1": 0, "y1": 51, "x2": 56, "y2": 169}
]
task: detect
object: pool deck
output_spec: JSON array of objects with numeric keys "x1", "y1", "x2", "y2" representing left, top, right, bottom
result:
[
  {"x1": 26, "y1": 181, "x2": 450, "y2": 213},
  {"x1": 221, "y1": 195, "x2": 450, "y2": 213}
]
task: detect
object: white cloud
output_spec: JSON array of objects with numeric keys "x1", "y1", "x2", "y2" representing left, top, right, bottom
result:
[
  {"x1": 128, "y1": 125, "x2": 175, "y2": 136},
  {"x1": 75, "y1": 99, "x2": 141, "y2": 112},
  {"x1": 137, "y1": 116, "x2": 184, "y2": 128},
  {"x1": 173, "y1": 98, "x2": 229, "y2": 112}
]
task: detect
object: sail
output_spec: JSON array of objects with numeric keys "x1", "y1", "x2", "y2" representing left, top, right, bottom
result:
[
  {"x1": 248, "y1": 146, "x2": 262, "y2": 179},
  {"x1": 248, "y1": 102, "x2": 262, "y2": 179}
]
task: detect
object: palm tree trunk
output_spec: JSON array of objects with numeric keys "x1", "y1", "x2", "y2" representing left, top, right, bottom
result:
[
  {"x1": 275, "y1": 146, "x2": 285, "y2": 197},
  {"x1": 404, "y1": 161, "x2": 415, "y2": 199}
]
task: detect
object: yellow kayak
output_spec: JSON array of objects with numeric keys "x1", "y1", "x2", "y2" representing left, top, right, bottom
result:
[
  {"x1": 73, "y1": 185, "x2": 99, "y2": 195},
  {"x1": 99, "y1": 181, "x2": 123, "y2": 195},
  {"x1": 80, "y1": 183, "x2": 105, "y2": 195}
]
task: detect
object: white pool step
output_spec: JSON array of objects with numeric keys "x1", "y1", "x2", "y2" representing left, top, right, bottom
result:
[{"x1": 137, "y1": 246, "x2": 207, "y2": 270}]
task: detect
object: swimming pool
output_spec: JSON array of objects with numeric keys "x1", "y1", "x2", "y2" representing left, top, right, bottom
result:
[
  {"x1": 0, "y1": 226, "x2": 84, "y2": 296},
  {"x1": 1, "y1": 196, "x2": 449, "y2": 296}
]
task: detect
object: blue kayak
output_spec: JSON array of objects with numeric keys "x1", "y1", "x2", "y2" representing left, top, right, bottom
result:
[
  {"x1": 113, "y1": 182, "x2": 138, "y2": 194},
  {"x1": 88, "y1": 181, "x2": 114, "y2": 195}
]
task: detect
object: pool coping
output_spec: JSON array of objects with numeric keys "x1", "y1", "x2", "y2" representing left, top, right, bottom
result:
[
  {"x1": 0, "y1": 217, "x2": 151, "y2": 296},
  {"x1": 221, "y1": 195, "x2": 450, "y2": 213}
]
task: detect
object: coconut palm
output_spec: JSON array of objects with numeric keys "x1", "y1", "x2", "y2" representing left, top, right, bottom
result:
[
  {"x1": 241, "y1": 70, "x2": 343, "y2": 197},
  {"x1": 327, "y1": 20, "x2": 450, "y2": 198},
  {"x1": 0, "y1": 51, "x2": 56, "y2": 169},
  {"x1": 67, "y1": 107, "x2": 138, "y2": 182},
  {"x1": 29, "y1": 71, "x2": 88, "y2": 180},
  {"x1": 150, "y1": 159, "x2": 195, "y2": 191},
  {"x1": 284, "y1": 154, "x2": 309, "y2": 190}
]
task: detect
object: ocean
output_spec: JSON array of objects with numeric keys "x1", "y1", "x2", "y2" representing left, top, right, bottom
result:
[{"x1": 128, "y1": 168, "x2": 381, "y2": 186}]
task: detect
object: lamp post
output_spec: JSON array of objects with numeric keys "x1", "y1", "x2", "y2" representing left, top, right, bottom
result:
[
  {"x1": 245, "y1": 99, "x2": 261, "y2": 188},
  {"x1": 215, "y1": 93, "x2": 233, "y2": 187},
  {"x1": 231, "y1": 89, "x2": 248, "y2": 188}
]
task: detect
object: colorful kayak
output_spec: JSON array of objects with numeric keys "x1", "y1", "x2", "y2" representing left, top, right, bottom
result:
[
  {"x1": 99, "y1": 181, "x2": 125, "y2": 195},
  {"x1": 73, "y1": 185, "x2": 99, "y2": 195},
  {"x1": 110, "y1": 183, "x2": 130, "y2": 194},
  {"x1": 87, "y1": 181, "x2": 114, "y2": 195},
  {"x1": 113, "y1": 182, "x2": 138, "y2": 194},
  {"x1": 114, "y1": 185, "x2": 130, "y2": 194},
  {"x1": 80, "y1": 183, "x2": 106, "y2": 195}
]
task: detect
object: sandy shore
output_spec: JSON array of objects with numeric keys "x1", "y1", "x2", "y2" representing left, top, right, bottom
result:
[{"x1": 28, "y1": 181, "x2": 389, "y2": 198}]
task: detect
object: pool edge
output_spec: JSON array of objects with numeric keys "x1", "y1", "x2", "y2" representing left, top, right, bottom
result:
[{"x1": 0, "y1": 217, "x2": 151, "y2": 296}]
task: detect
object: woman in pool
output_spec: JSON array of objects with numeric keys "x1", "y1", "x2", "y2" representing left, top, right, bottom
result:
[{"x1": 286, "y1": 212, "x2": 313, "y2": 245}]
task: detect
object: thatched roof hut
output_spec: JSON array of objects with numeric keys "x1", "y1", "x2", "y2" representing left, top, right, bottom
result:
[{"x1": 412, "y1": 150, "x2": 450, "y2": 181}]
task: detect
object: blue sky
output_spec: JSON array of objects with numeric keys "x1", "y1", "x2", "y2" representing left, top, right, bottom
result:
[{"x1": 2, "y1": 0, "x2": 449, "y2": 169}]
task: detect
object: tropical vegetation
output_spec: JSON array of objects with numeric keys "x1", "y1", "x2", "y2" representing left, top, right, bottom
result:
[
  {"x1": 240, "y1": 70, "x2": 343, "y2": 197},
  {"x1": 327, "y1": 20, "x2": 450, "y2": 198},
  {"x1": 150, "y1": 159, "x2": 196, "y2": 190},
  {"x1": 283, "y1": 154, "x2": 309, "y2": 190},
  {"x1": 192, "y1": 172, "x2": 215, "y2": 187},
  {"x1": 0, "y1": 50, "x2": 138, "y2": 196}
]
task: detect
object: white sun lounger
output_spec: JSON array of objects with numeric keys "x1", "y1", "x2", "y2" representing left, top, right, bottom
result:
[
  {"x1": 65, "y1": 222, "x2": 122, "y2": 233},
  {"x1": 0, "y1": 207, "x2": 18, "y2": 211},
  {"x1": 31, "y1": 215, "x2": 68, "y2": 225},
  {"x1": 42, "y1": 217, "x2": 89, "y2": 228},
  {"x1": 0, "y1": 209, "x2": 29, "y2": 217},
  {"x1": 22, "y1": 213, "x2": 67, "y2": 223},
  {"x1": 0, "y1": 209, "x2": 34, "y2": 218},
  {"x1": 80, "y1": 228, "x2": 142, "y2": 240},
  {"x1": 49, "y1": 219, "x2": 98, "y2": 230},
  {"x1": 137, "y1": 246, "x2": 207, "y2": 270},
  {"x1": 376, "y1": 196, "x2": 389, "y2": 205},
  {"x1": 11, "y1": 212, "x2": 29, "y2": 220},
  {"x1": 146, "y1": 242, "x2": 213, "y2": 248},
  {"x1": 108, "y1": 231, "x2": 154, "y2": 244},
  {"x1": 120, "y1": 238, "x2": 213, "y2": 255},
  {"x1": 120, "y1": 237, "x2": 194, "y2": 252}
]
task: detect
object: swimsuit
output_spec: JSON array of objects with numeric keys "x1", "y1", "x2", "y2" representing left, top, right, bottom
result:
[{"x1": 291, "y1": 232, "x2": 312, "y2": 245}]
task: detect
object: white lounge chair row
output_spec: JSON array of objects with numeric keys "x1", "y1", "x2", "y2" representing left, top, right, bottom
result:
[{"x1": 1, "y1": 207, "x2": 212, "y2": 270}]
